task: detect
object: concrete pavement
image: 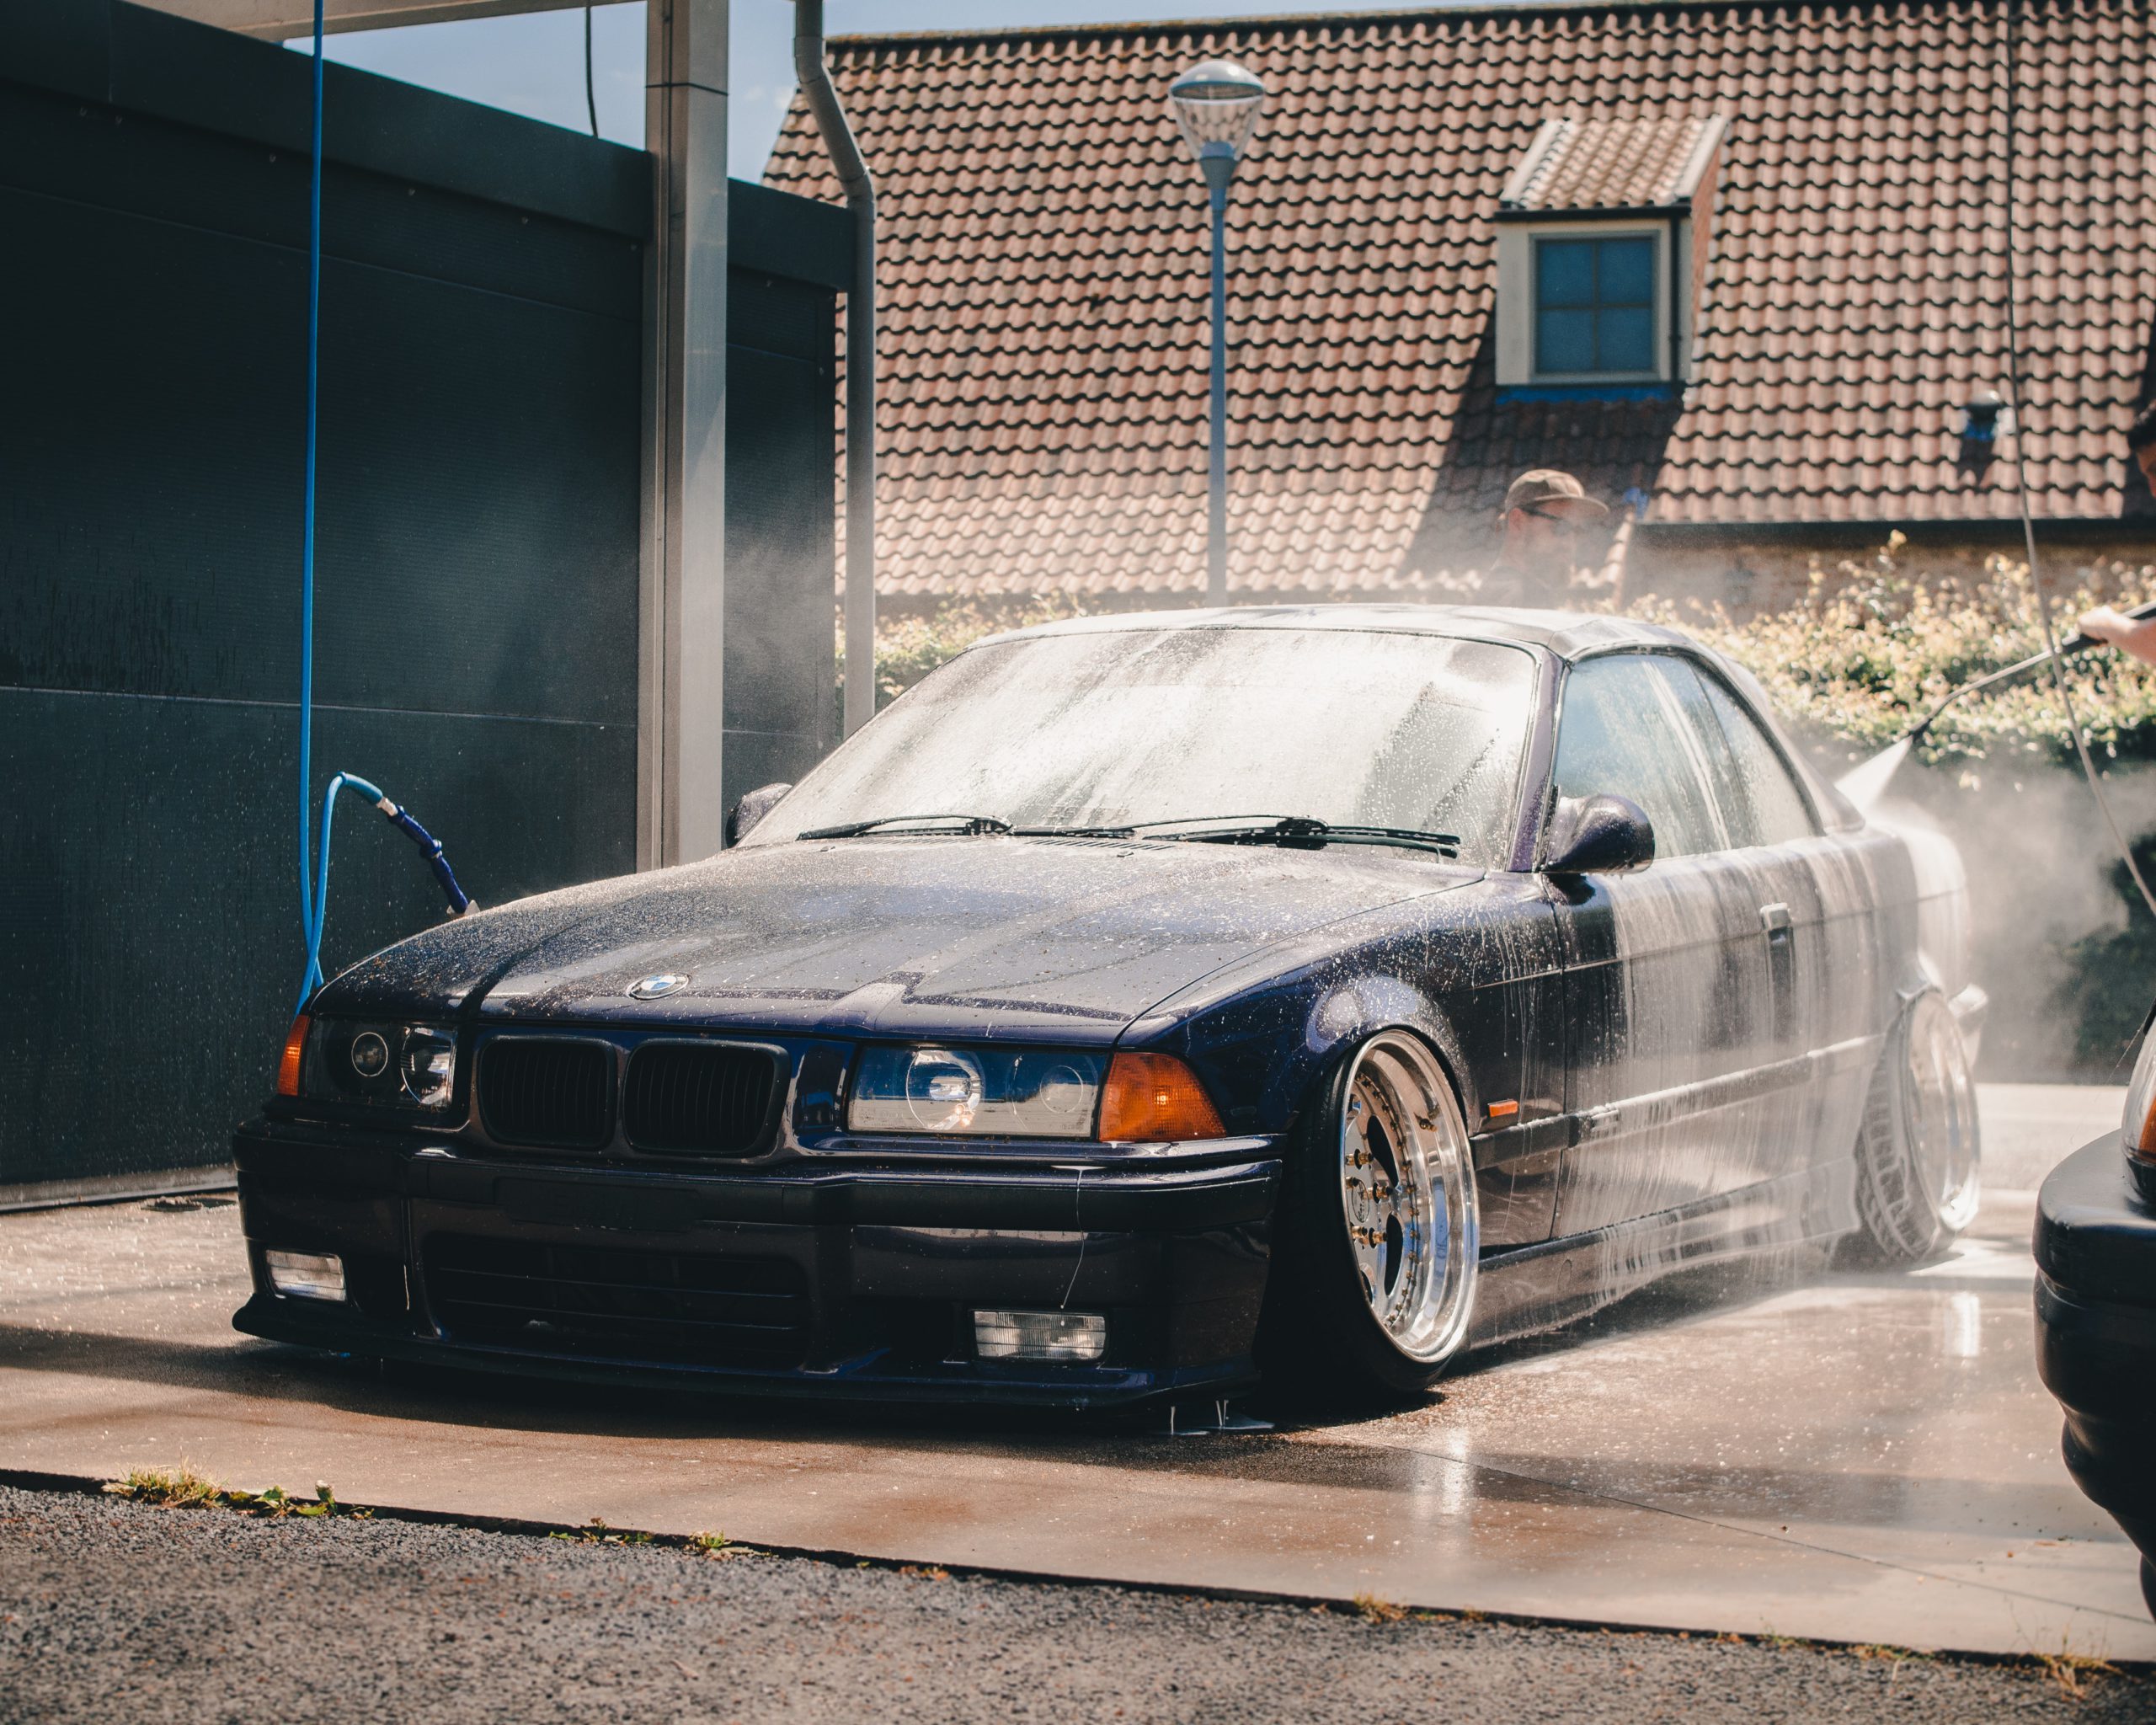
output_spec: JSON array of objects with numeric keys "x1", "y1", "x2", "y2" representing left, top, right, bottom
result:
[{"x1": 0, "y1": 1084, "x2": 2147, "y2": 1663}]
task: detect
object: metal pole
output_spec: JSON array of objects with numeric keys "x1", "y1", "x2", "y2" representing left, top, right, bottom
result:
[
  {"x1": 638, "y1": 0, "x2": 728, "y2": 865},
  {"x1": 795, "y1": 0, "x2": 878, "y2": 738},
  {"x1": 1202, "y1": 154, "x2": 1233, "y2": 606}
]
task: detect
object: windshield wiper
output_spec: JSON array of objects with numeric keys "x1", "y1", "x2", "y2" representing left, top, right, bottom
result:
[
  {"x1": 1137, "y1": 815, "x2": 1460, "y2": 857},
  {"x1": 798, "y1": 813, "x2": 1014, "y2": 840}
]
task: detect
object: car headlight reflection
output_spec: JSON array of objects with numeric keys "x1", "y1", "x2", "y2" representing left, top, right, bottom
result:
[
  {"x1": 399, "y1": 1027, "x2": 457, "y2": 1108},
  {"x1": 906, "y1": 1046, "x2": 985, "y2": 1131},
  {"x1": 303, "y1": 1018, "x2": 459, "y2": 1110},
  {"x1": 851, "y1": 1045, "x2": 1109, "y2": 1139}
]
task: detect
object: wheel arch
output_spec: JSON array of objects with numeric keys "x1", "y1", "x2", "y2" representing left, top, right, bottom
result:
[{"x1": 1289, "y1": 976, "x2": 1479, "y2": 1135}]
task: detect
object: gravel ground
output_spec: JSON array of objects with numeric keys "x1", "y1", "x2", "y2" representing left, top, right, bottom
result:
[{"x1": 0, "y1": 1483, "x2": 2148, "y2": 1725}]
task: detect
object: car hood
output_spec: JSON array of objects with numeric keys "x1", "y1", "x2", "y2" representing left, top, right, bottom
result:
[{"x1": 318, "y1": 835, "x2": 1481, "y2": 1039}]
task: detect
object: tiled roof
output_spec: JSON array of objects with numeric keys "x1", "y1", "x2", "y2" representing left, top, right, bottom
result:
[
  {"x1": 1503, "y1": 114, "x2": 1724, "y2": 211},
  {"x1": 766, "y1": 0, "x2": 2156, "y2": 601}
]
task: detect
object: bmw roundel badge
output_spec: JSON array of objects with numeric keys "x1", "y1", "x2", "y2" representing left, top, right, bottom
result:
[{"x1": 627, "y1": 973, "x2": 689, "y2": 1000}]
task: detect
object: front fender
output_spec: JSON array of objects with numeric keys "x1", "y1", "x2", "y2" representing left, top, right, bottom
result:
[{"x1": 1134, "y1": 963, "x2": 1476, "y2": 1142}]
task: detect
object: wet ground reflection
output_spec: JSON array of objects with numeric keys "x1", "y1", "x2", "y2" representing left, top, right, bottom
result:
[{"x1": 0, "y1": 1086, "x2": 2146, "y2": 1655}]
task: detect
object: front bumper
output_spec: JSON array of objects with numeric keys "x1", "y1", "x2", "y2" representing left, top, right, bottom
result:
[
  {"x1": 232, "y1": 1118, "x2": 1279, "y2": 1407},
  {"x1": 2034, "y1": 1135, "x2": 2156, "y2": 1571}
]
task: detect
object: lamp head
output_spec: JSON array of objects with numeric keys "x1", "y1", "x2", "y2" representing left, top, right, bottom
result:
[{"x1": 1168, "y1": 58, "x2": 1266, "y2": 170}]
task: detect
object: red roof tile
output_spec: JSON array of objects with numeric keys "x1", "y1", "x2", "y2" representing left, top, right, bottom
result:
[{"x1": 766, "y1": 0, "x2": 2156, "y2": 599}]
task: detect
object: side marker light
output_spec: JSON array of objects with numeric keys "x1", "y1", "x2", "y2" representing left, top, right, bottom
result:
[
  {"x1": 1098, "y1": 1051, "x2": 1225, "y2": 1142},
  {"x1": 1486, "y1": 1098, "x2": 1519, "y2": 1123},
  {"x1": 278, "y1": 1015, "x2": 311, "y2": 1097}
]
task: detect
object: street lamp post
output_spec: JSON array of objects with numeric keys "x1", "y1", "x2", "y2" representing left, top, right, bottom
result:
[{"x1": 1168, "y1": 59, "x2": 1265, "y2": 606}]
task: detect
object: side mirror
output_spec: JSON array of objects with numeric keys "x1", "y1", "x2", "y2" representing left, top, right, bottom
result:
[
  {"x1": 1541, "y1": 793, "x2": 1656, "y2": 878},
  {"x1": 724, "y1": 782, "x2": 792, "y2": 846}
]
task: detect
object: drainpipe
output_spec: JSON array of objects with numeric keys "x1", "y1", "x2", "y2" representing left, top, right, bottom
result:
[{"x1": 795, "y1": 0, "x2": 878, "y2": 739}]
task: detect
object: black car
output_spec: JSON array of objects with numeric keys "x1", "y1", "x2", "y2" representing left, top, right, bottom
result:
[
  {"x1": 235, "y1": 606, "x2": 1986, "y2": 1407},
  {"x1": 2036, "y1": 1042, "x2": 2156, "y2": 1617}
]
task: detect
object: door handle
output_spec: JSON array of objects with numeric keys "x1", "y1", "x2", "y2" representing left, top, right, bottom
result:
[{"x1": 1759, "y1": 902, "x2": 1792, "y2": 943}]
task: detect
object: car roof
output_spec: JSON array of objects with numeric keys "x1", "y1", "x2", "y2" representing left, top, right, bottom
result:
[{"x1": 979, "y1": 603, "x2": 1690, "y2": 662}]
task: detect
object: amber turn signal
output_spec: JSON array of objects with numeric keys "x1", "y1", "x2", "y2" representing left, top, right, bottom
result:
[
  {"x1": 1098, "y1": 1051, "x2": 1225, "y2": 1142},
  {"x1": 277, "y1": 1014, "x2": 310, "y2": 1098}
]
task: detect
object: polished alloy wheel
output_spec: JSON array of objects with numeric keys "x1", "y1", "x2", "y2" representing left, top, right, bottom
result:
[
  {"x1": 1337, "y1": 1033, "x2": 1477, "y2": 1363},
  {"x1": 1903, "y1": 991, "x2": 1981, "y2": 1234}
]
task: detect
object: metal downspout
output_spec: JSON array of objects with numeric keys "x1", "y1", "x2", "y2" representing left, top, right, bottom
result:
[{"x1": 794, "y1": 0, "x2": 877, "y2": 739}]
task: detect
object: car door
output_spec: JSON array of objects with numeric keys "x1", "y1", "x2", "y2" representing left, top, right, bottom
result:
[
  {"x1": 1545, "y1": 653, "x2": 1785, "y2": 1236},
  {"x1": 1682, "y1": 662, "x2": 1881, "y2": 1178}
]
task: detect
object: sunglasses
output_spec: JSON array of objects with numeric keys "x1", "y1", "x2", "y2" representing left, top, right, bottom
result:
[{"x1": 1519, "y1": 505, "x2": 1584, "y2": 536}]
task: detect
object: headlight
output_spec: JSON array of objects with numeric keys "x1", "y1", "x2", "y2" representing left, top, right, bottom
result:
[
  {"x1": 301, "y1": 1017, "x2": 459, "y2": 1110},
  {"x1": 849, "y1": 1045, "x2": 1107, "y2": 1138},
  {"x1": 2123, "y1": 1028, "x2": 2156, "y2": 1162},
  {"x1": 845, "y1": 1045, "x2": 1226, "y2": 1142}
]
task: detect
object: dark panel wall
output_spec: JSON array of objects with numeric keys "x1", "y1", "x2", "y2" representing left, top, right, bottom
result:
[{"x1": 0, "y1": 4, "x2": 843, "y2": 1195}]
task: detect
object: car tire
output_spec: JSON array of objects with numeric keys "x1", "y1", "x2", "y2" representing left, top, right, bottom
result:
[
  {"x1": 1258, "y1": 1030, "x2": 1479, "y2": 1402},
  {"x1": 1852, "y1": 991, "x2": 1982, "y2": 1263}
]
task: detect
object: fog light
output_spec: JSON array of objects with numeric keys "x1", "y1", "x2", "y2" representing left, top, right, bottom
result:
[
  {"x1": 265, "y1": 1250, "x2": 345, "y2": 1302},
  {"x1": 974, "y1": 1309, "x2": 1107, "y2": 1362}
]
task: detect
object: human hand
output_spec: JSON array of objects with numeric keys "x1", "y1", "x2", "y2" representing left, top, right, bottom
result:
[{"x1": 2078, "y1": 606, "x2": 2156, "y2": 666}]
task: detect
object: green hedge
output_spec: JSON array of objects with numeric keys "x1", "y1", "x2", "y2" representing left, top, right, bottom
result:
[
  {"x1": 841, "y1": 546, "x2": 2156, "y2": 771},
  {"x1": 1639, "y1": 541, "x2": 2156, "y2": 775}
]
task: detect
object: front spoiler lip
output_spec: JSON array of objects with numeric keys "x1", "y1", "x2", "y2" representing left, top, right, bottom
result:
[{"x1": 231, "y1": 1293, "x2": 1253, "y2": 1410}]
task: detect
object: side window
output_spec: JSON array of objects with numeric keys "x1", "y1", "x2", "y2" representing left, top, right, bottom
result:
[
  {"x1": 1551, "y1": 656, "x2": 1726, "y2": 858},
  {"x1": 1689, "y1": 670, "x2": 1819, "y2": 847}
]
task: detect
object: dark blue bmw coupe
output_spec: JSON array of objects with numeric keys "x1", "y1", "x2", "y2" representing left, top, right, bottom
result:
[{"x1": 234, "y1": 606, "x2": 1985, "y2": 1406}]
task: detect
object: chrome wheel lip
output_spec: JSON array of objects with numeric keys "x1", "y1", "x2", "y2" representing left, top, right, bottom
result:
[
  {"x1": 1905, "y1": 993, "x2": 1981, "y2": 1234},
  {"x1": 1337, "y1": 1032, "x2": 1478, "y2": 1364}
]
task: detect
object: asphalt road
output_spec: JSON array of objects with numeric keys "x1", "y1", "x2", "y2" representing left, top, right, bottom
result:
[{"x1": 0, "y1": 1483, "x2": 2147, "y2": 1725}]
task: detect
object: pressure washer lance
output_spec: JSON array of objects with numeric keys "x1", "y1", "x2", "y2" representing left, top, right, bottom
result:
[
  {"x1": 375, "y1": 793, "x2": 474, "y2": 920},
  {"x1": 296, "y1": 772, "x2": 474, "y2": 1012},
  {"x1": 1833, "y1": 595, "x2": 2156, "y2": 814}
]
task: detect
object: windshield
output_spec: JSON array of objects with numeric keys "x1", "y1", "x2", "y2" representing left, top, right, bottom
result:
[{"x1": 745, "y1": 626, "x2": 1540, "y2": 865}]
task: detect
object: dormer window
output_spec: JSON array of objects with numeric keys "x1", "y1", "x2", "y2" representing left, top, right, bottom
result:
[
  {"x1": 1495, "y1": 114, "x2": 1728, "y2": 395},
  {"x1": 1535, "y1": 234, "x2": 1656, "y2": 376}
]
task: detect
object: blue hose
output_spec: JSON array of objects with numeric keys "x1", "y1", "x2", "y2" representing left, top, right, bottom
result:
[
  {"x1": 296, "y1": 0, "x2": 323, "y2": 949},
  {"x1": 291, "y1": 10, "x2": 471, "y2": 1014},
  {"x1": 298, "y1": 775, "x2": 473, "y2": 1010}
]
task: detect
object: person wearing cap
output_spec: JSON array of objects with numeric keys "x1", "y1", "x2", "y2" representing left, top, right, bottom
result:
[
  {"x1": 2077, "y1": 403, "x2": 2156, "y2": 665},
  {"x1": 1481, "y1": 470, "x2": 1609, "y2": 609}
]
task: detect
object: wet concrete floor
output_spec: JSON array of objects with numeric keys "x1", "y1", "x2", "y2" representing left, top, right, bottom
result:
[{"x1": 0, "y1": 1084, "x2": 2148, "y2": 1663}]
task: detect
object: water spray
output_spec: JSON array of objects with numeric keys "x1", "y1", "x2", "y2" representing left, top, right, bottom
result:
[{"x1": 1835, "y1": 598, "x2": 2156, "y2": 812}]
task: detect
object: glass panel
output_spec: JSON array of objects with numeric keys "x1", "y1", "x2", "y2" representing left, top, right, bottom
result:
[
  {"x1": 747, "y1": 628, "x2": 1541, "y2": 867},
  {"x1": 1689, "y1": 670, "x2": 1819, "y2": 847},
  {"x1": 1538, "y1": 307, "x2": 1597, "y2": 375},
  {"x1": 1598, "y1": 304, "x2": 1656, "y2": 372},
  {"x1": 1534, "y1": 235, "x2": 1656, "y2": 375},
  {"x1": 1598, "y1": 236, "x2": 1657, "y2": 304},
  {"x1": 1646, "y1": 658, "x2": 1749, "y2": 852},
  {"x1": 1552, "y1": 656, "x2": 1726, "y2": 858},
  {"x1": 1536, "y1": 238, "x2": 1596, "y2": 307}
]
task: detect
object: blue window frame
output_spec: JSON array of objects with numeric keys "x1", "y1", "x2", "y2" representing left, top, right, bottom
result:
[{"x1": 1534, "y1": 235, "x2": 1657, "y2": 377}]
